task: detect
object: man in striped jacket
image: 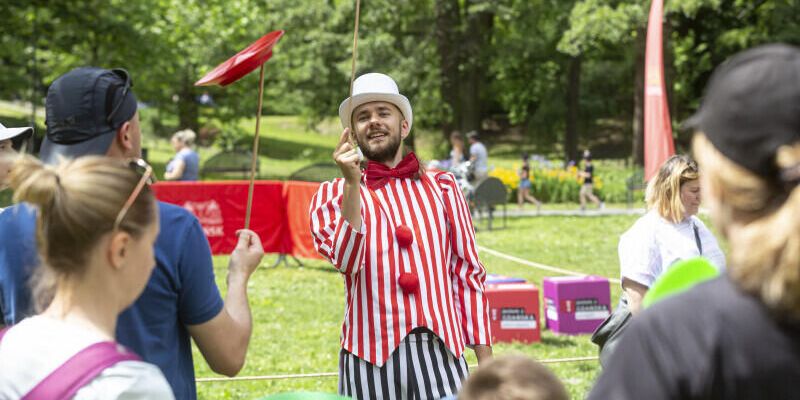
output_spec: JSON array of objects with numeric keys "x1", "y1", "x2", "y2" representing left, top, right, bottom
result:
[{"x1": 310, "y1": 73, "x2": 493, "y2": 400}]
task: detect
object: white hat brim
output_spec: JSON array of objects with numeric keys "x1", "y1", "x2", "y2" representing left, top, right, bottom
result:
[
  {"x1": 338, "y1": 93, "x2": 413, "y2": 132},
  {"x1": 0, "y1": 126, "x2": 33, "y2": 142}
]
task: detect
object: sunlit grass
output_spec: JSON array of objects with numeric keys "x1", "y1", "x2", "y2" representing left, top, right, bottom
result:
[{"x1": 194, "y1": 215, "x2": 643, "y2": 399}]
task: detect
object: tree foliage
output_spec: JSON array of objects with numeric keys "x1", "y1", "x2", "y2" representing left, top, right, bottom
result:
[{"x1": 1, "y1": 0, "x2": 798, "y2": 160}]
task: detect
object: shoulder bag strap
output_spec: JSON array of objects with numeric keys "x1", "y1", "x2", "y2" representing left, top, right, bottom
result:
[
  {"x1": 22, "y1": 341, "x2": 141, "y2": 400},
  {"x1": 692, "y1": 222, "x2": 703, "y2": 255}
]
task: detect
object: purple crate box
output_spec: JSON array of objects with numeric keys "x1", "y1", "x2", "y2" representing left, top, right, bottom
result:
[{"x1": 543, "y1": 276, "x2": 611, "y2": 335}]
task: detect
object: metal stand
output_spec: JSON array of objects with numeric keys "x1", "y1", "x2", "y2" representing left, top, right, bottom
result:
[{"x1": 271, "y1": 253, "x2": 304, "y2": 268}]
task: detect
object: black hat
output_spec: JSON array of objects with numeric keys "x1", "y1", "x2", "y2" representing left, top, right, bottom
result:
[
  {"x1": 41, "y1": 67, "x2": 138, "y2": 165},
  {"x1": 685, "y1": 44, "x2": 800, "y2": 181}
]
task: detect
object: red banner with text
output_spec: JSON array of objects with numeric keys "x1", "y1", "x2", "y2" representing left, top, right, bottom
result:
[{"x1": 153, "y1": 181, "x2": 290, "y2": 255}]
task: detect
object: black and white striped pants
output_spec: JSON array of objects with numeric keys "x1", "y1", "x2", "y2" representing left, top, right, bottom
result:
[{"x1": 338, "y1": 329, "x2": 468, "y2": 400}]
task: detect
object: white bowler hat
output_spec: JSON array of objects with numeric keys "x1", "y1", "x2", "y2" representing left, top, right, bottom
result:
[
  {"x1": 338, "y1": 73, "x2": 413, "y2": 131},
  {"x1": 0, "y1": 122, "x2": 33, "y2": 142}
]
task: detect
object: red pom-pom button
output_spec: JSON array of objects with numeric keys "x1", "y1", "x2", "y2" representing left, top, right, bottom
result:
[
  {"x1": 398, "y1": 272, "x2": 419, "y2": 294},
  {"x1": 395, "y1": 225, "x2": 414, "y2": 248}
]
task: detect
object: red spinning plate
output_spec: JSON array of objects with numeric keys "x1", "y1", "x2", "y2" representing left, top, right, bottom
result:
[{"x1": 195, "y1": 30, "x2": 285, "y2": 87}]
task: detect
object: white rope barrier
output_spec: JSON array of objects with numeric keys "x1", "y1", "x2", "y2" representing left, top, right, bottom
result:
[
  {"x1": 197, "y1": 234, "x2": 612, "y2": 385},
  {"x1": 478, "y1": 245, "x2": 621, "y2": 284},
  {"x1": 195, "y1": 356, "x2": 599, "y2": 383}
]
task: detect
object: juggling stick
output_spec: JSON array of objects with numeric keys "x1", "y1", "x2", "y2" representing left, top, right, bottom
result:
[{"x1": 346, "y1": 0, "x2": 362, "y2": 148}]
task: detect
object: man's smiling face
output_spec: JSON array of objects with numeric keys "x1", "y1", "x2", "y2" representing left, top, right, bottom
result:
[{"x1": 352, "y1": 101, "x2": 408, "y2": 164}]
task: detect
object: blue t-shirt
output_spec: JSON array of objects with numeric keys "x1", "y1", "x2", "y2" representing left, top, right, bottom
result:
[
  {"x1": 0, "y1": 202, "x2": 223, "y2": 400},
  {"x1": 0, "y1": 204, "x2": 38, "y2": 324},
  {"x1": 166, "y1": 148, "x2": 200, "y2": 181}
]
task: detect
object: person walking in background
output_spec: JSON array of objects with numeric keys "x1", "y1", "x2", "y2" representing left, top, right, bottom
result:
[
  {"x1": 164, "y1": 129, "x2": 200, "y2": 181},
  {"x1": 0, "y1": 67, "x2": 265, "y2": 399},
  {"x1": 517, "y1": 152, "x2": 542, "y2": 212},
  {"x1": 466, "y1": 130, "x2": 489, "y2": 183},
  {"x1": 311, "y1": 72, "x2": 492, "y2": 399},
  {"x1": 578, "y1": 150, "x2": 603, "y2": 211},
  {"x1": 0, "y1": 156, "x2": 174, "y2": 399},
  {"x1": 589, "y1": 43, "x2": 800, "y2": 400}
]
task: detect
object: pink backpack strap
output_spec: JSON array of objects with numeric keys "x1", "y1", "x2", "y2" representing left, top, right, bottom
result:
[{"x1": 22, "y1": 341, "x2": 141, "y2": 400}]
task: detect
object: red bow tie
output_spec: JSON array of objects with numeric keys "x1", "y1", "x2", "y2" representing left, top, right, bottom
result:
[{"x1": 365, "y1": 152, "x2": 421, "y2": 190}]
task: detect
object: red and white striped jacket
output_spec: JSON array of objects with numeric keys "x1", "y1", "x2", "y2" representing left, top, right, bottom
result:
[{"x1": 310, "y1": 170, "x2": 492, "y2": 366}]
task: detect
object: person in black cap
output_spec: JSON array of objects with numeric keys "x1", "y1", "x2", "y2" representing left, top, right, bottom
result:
[
  {"x1": 0, "y1": 67, "x2": 265, "y2": 399},
  {"x1": 589, "y1": 43, "x2": 800, "y2": 400}
]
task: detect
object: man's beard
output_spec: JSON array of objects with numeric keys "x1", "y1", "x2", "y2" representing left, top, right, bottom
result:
[{"x1": 356, "y1": 124, "x2": 403, "y2": 163}]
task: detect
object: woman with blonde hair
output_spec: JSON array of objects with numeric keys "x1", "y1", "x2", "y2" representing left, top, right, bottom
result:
[
  {"x1": 590, "y1": 44, "x2": 800, "y2": 399},
  {"x1": 0, "y1": 156, "x2": 174, "y2": 398},
  {"x1": 165, "y1": 128, "x2": 199, "y2": 181},
  {"x1": 618, "y1": 154, "x2": 725, "y2": 315}
]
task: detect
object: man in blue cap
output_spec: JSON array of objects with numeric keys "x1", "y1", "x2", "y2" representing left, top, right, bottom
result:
[{"x1": 0, "y1": 67, "x2": 264, "y2": 399}]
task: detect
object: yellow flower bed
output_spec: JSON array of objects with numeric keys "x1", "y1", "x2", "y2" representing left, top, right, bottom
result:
[{"x1": 487, "y1": 164, "x2": 606, "y2": 202}]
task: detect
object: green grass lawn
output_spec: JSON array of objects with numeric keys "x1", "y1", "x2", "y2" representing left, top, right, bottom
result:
[{"x1": 194, "y1": 214, "x2": 641, "y2": 399}]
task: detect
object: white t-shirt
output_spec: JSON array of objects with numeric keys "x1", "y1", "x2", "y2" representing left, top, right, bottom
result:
[
  {"x1": 469, "y1": 142, "x2": 489, "y2": 178},
  {"x1": 618, "y1": 211, "x2": 726, "y2": 288},
  {"x1": 0, "y1": 316, "x2": 174, "y2": 400}
]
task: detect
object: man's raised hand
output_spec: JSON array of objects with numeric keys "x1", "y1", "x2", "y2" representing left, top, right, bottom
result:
[{"x1": 333, "y1": 128, "x2": 362, "y2": 185}]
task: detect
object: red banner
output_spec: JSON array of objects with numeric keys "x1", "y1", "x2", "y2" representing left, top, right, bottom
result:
[
  {"x1": 153, "y1": 181, "x2": 289, "y2": 255},
  {"x1": 644, "y1": 0, "x2": 675, "y2": 181}
]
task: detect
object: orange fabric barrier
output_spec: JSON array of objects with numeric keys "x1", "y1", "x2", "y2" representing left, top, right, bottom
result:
[{"x1": 282, "y1": 181, "x2": 323, "y2": 260}]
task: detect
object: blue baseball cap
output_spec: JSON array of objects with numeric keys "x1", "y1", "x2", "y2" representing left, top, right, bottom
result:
[{"x1": 41, "y1": 67, "x2": 138, "y2": 165}]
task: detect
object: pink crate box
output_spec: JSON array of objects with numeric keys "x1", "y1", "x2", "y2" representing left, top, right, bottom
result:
[{"x1": 543, "y1": 276, "x2": 611, "y2": 335}]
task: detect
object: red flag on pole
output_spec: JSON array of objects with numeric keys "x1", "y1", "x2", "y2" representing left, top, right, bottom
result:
[{"x1": 643, "y1": 0, "x2": 675, "y2": 181}]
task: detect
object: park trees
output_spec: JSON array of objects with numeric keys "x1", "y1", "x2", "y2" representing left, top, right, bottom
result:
[{"x1": 1, "y1": 0, "x2": 797, "y2": 160}]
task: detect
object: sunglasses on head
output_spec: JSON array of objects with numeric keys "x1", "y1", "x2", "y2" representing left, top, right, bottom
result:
[
  {"x1": 113, "y1": 158, "x2": 155, "y2": 231},
  {"x1": 106, "y1": 68, "x2": 134, "y2": 126}
]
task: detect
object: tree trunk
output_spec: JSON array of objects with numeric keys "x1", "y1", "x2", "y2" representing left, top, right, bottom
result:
[
  {"x1": 178, "y1": 67, "x2": 199, "y2": 133},
  {"x1": 434, "y1": 0, "x2": 462, "y2": 140},
  {"x1": 565, "y1": 55, "x2": 581, "y2": 164},
  {"x1": 460, "y1": 1, "x2": 493, "y2": 134},
  {"x1": 632, "y1": 26, "x2": 645, "y2": 166}
]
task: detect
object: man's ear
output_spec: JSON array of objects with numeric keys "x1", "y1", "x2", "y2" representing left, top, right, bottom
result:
[
  {"x1": 400, "y1": 119, "x2": 410, "y2": 140},
  {"x1": 107, "y1": 231, "x2": 131, "y2": 270},
  {"x1": 115, "y1": 121, "x2": 134, "y2": 153}
]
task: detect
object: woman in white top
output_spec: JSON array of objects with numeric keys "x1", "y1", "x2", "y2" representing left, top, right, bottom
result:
[
  {"x1": 0, "y1": 156, "x2": 174, "y2": 399},
  {"x1": 618, "y1": 155, "x2": 725, "y2": 314}
]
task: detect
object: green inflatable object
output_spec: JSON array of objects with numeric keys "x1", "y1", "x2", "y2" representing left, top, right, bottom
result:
[
  {"x1": 257, "y1": 392, "x2": 350, "y2": 400},
  {"x1": 642, "y1": 257, "x2": 720, "y2": 309}
]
